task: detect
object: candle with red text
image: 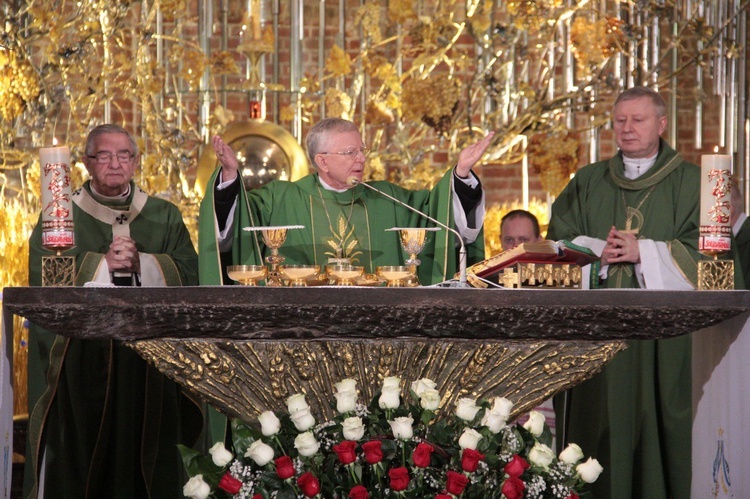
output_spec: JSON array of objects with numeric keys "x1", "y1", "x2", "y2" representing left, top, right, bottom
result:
[
  {"x1": 699, "y1": 153, "x2": 732, "y2": 253},
  {"x1": 40, "y1": 146, "x2": 75, "y2": 249}
]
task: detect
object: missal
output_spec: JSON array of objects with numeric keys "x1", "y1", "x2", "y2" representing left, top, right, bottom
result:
[{"x1": 465, "y1": 240, "x2": 599, "y2": 287}]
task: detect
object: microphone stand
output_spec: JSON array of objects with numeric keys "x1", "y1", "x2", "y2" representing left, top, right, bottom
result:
[{"x1": 348, "y1": 177, "x2": 469, "y2": 288}]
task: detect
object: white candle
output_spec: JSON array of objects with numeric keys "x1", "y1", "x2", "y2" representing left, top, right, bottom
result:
[
  {"x1": 699, "y1": 153, "x2": 732, "y2": 253},
  {"x1": 40, "y1": 146, "x2": 75, "y2": 249}
]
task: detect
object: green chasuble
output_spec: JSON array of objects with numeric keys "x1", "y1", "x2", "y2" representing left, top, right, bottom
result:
[
  {"x1": 199, "y1": 170, "x2": 485, "y2": 286},
  {"x1": 25, "y1": 181, "x2": 203, "y2": 499},
  {"x1": 547, "y1": 141, "x2": 699, "y2": 499}
]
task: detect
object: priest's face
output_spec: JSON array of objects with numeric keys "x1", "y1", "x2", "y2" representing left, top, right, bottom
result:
[
  {"x1": 315, "y1": 130, "x2": 368, "y2": 190},
  {"x1": 501, "y1": 216, "x2": 541, "y2": 250},
  {"x1": 613, "y1": 96, "x2": 667, "y2": 159},
  {"x1": 84, "y1": 132, "x2": 138, "y2": 196}
]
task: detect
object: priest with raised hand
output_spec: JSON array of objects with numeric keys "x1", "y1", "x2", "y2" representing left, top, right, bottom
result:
[
  {"x1": 547, "y1": 86, "x2": 700, "y2": 498},
  {"x1": 26, "y1": 124, "x2": 203, "y2": 498},
  {"x1": 199, "y1": 117, "x2": 494, "y2": 286}
]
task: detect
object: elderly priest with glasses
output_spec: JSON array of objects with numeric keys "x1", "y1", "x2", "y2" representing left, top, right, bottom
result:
[
  {"x1": 199, "y1": 117, "x2": 494, "y2": 286},
  {"x1": 26, "y1": 124, "x2": 203, "y2": 498}
]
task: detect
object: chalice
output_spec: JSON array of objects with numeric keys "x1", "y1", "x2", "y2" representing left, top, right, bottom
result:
[
  {"x1": 227, "y1": 265, "x2": 267, "y2": 286},
  {"x1": 243, "y1": 225, "x2": 304, "y2": 286}
]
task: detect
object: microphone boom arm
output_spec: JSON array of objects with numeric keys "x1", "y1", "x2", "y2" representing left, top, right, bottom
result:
[{"x1": 349, "y1": 177, "x2": 469, "y2": 287}]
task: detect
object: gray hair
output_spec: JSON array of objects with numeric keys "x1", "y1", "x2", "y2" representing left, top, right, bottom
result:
[
  {"x1": 85, "y1": 124, "x2": 139, "y2": 157},
  {"x1": 305, "y1": 118, "x2": 359, "y2": 168},
  {"x1": 614, "y1": 86, "x2": 667, "y2": 118}
]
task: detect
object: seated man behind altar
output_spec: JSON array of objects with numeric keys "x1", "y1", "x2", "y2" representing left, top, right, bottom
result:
[
  {"x1": 198, "y1": 117, "x2": 493, "y2": 286},
  {"x1": 25, "y1": 124, "x2": 204, "y2": 498}
]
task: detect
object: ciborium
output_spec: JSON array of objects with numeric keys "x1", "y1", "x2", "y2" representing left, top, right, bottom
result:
[
  {"x1": 227, "y1": 265, "x2": 267, "y2": 286},
  {"x1": 325, "y1": 265, "x2": 364, "y2": 286},
  {"x1": 244, "y1": 225, "x2": 304, "y2": 286},
  {"x1": 376, "y1": 265, "x2": 416, "y2": 287},
  {"x1": 279, "y1": 264, "x2": 320, "y2": 287}
]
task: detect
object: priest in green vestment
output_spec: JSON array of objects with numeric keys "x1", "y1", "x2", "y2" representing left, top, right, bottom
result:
[
  {"x1": 198, "y1": 118, "x2": 491, "y2": 287},
  {"x1": 547, "y1": 87, "x2": 699, "y2": 498},
  {"x1": 25, "y1": 124, "x2": 203, "y2": 498}
]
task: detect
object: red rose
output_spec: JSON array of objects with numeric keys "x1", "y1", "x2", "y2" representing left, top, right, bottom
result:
[
  {"x1": 388, "y1": 467, "x2": 410, "y2": 492},
  {"x1": 461, "y1": 448, "x2": 485, "y2": 473},
  {"x1": 501, "y1": 475, "x2": 526, "y2": 499},
  {"x1": 504, "y1": 454, "x2": 530, "y2": 478},
  {"x1": 275, "y1": 455, "x2": 295, "y2": 480},
  {"x1": 566, "y1": 494, "x2": 579, "y2": 499},
  {"x1": 362, "y1": 440, "x2": 383, "y2": 464},
  {"x1": 253, "y1": 495, "x2": 262, "y2": 499},
  {"x1": 298, "y1": 472, "x2": 321, "y2": 497},
  {"x1": 333, "y1": 440, "x2": 358, "y2": 465},
  {"x1": 349, "y1": 484, "x2": 370, "y2": 499},
  {"x1": 218, "y1": 472, "x2": 243, "y2": 494},
  {"x1": 435, "y1": 494, "x2": 452, "y2": 499},
  {"x1": 412, "y1": 442, "x2": 434, "y2": 468},
  {"x1": 445, "y1": 470, "x2": 469, "y2": 495}
]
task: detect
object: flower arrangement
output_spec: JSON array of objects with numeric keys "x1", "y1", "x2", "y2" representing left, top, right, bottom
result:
[{"x1": 180, "y1": 377, "x2": 602, "y2": 499}]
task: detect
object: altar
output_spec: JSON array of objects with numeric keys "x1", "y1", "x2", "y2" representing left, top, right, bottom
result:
[{"x1": 3, "y1": 286, "x2": 750, "y2": 498}]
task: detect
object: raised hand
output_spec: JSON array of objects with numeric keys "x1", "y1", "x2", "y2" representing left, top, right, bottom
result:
[
  {"x1": 212, "y1": 135, "x2": 239, "y2": 182},
  {"x1": 456, "y1": 130, "x2": 496, "y2": 178}
]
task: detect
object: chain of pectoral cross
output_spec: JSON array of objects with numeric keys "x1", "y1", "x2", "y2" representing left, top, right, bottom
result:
[{"x1": 620, "y1": 185, "x2": 657, "y2": 235}]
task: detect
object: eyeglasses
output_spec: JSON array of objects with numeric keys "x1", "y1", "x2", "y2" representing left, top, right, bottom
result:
[
  {"x1": 87, "y1": 151, "x2": 135, "y2": 165},
  {"x1": 319, "y1": 146, "x2": 371, "y2": 159}
]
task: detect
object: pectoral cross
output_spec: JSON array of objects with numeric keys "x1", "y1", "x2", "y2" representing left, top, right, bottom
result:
[
  {"x1": 620, "y1": 206, "x2": 643, "y2": 235},
  {"x1": 115, "y1": 214, "x2": 129, "y2": 225}
]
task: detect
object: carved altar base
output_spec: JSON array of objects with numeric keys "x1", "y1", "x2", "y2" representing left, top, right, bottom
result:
[{"x1": 4, "y1": 287, "x2": 748, "y2": 425}]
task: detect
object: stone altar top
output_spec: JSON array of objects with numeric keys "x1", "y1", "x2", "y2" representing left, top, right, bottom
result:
[{"x1": 3, "y1": 286, "x2": 748, "y2": 342}]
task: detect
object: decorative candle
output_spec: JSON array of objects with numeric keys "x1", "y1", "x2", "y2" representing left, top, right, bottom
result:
[
  {"x1": 250, "y1": 0, "x2": 262, "y2": 40},
  {"x1": 40, "y1": 146, "x2": 75, "y2": 250},
  {"x1": 699, "y1": 153, "x2": 732, "y2": 253}
]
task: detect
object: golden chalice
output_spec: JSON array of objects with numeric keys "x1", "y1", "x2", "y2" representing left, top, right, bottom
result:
[
  {"x1": 325, "y1": 265, "x2": 364, "y2": 286},
  {"x1": 244, "y1": 225, "x2": 304, "y2": 286},
  {"x1": 279, "y1": 264, "x2": 320, "y2": 287},
  {"x1": 227, "y1": 265, "x2": 267, "y2": 286},
  {"x1": 376, "y1": 265, "x2": 416, "y2": 287}
]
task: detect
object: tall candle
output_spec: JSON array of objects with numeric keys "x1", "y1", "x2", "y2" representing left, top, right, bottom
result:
[
  {"x1": 40, "y1": 146, "x2": 75, "y2": 250},
  {"x1": 699, "y1": 153, "x2": 732, "y2": 253}
]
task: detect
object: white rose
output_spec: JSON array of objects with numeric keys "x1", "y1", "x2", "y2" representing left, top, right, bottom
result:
[
  {"x1": 528, "y1": 442, "x2": 555, "y2": 468},
  {"x1": 287, "y1": 393, "x2": 309, "y2": 414},
  {"x1": 489, "y1": 397, "x2": 514, "y2": 420},
  {"x1": 294, "y1": 431, "x2": 320, "y2": 457},
  {"x1": 258, "y1": 411, "x2": 281, "y2": 436},
  {"x1": 419, "y1": 389, "x2": 441, "y2": 411},
  {"x1": 183, "y1": 474, "x2": 211, "y2": 499},
  {"x1": 388, "y1": 416, "x2": 414, "y2": 440},
  {"x1": 244, "y1": 439, "x2": 275, "y2": 466},
  {"x1": 334, "y1": 389, "x2": 358, "y2": 414},
  {"x1": 523, "y1": 410, "x2": 546, "y2": 437},
  {"x1": 290, "y1": 406, "x2": 316, "y2": 432},
  {"x1": 559, "y1": 443, "x2": 584, "y2": 464},
  {"x1": 576, "y1": 458, "x2": 604, "y2": 483},
  {"x1": 208, "y1": 442, "x2": 233, "y2": 467},
  {"x1": 342, "y1": 416, "x2": 365, "y2": 441},
  {"x1": 382, "y1": 376, "x2": 401, "y2": 389},
  {"x1": 335, "y1": 378, "x2": 357, "y2": 393},
  {"x1": 379, "y1": 385, "x2": 401, "y2": 409},
  {"x1": 458, "y1": 428, "x2": 484, "y2": 450},
  {"x1": 455, "y1": 397, "x2": 482, "y2": 421},
  {"x1": 410, "y1": 378, "x2": 437, "y2": 398}
]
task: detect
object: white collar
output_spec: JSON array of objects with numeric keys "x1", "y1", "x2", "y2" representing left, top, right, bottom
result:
[
  {"x1": 622, "y1": 153, "x2": 658, "y2": 180},
  {"x1": 318, "y1": 176, "x2": 349, "y2": 193},
  {"x1": 89, "y1": 182, "x2": 131, "y2": 202}
]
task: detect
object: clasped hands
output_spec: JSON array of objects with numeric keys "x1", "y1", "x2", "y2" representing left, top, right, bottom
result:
[
  {"x1": 106, "y1": 235, "x2": 140, "y2": 274},
  {"x1": 601, "y1": 226, "x2": 640, "y2": 266}
]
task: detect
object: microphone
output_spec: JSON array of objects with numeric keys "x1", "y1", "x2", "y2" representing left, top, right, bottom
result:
[{"x1": 347, "y1": 176, "x2": 469, "y2": 288}]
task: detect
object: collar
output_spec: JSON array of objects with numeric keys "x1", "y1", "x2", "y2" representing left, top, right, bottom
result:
[{"x1": 622, "y1": 153, "x2": 658, "y2": 179}]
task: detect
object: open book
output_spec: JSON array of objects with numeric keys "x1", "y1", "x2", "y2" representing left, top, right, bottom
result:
[{"x1": 467, "y1": 240, "x2": 599, "y2": 282}]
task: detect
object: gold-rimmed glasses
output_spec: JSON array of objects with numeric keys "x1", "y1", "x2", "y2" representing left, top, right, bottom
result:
[{"x1": 319, "y1": 147, "x2": 370, "y2": 159}]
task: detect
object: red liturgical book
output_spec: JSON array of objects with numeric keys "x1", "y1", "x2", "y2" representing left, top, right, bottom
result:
[{"x1": 467, "y1": 240, "x2": 599, "y2": 280}]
